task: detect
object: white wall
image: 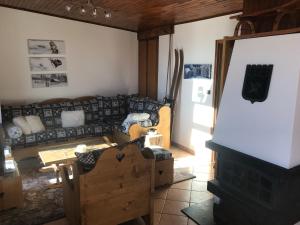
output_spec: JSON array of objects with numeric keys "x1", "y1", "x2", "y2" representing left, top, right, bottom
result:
[
  {"x1": 213, "y1": 34, "x2": 300, "y2": 169},
  {"x1": 158, "y1": 15, "x2": 237, "y2": 153},
  {"x1": 0, "y1": 7, "x2": 138, "y2": 104}
]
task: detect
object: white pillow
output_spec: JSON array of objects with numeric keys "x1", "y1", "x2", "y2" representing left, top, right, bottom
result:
[
  {"x1": 5, "y1": 123, "x2": 23, "y2": 139},
  {"x1": 61, "y1": 110, "x2": 85, "y2": 128},
  {"x1": 13, "y1": 116, "x2": 32, "y2": 135},
  {"x1": 25, "y1": 115, "x2": 46, "y2": 133}
]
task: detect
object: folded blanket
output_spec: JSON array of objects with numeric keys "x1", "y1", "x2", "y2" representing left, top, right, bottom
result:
[{"x1": 121, "y1": 113, "x2": 152, "y2": 133}]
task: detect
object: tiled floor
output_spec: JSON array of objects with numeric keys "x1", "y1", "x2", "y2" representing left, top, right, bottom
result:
[{"x1": 44, "y1": 147, "x2": 215, "y2": 225}]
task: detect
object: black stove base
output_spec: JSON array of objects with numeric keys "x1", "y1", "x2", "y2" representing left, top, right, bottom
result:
[
  {"x1": 206, "y1": 141, "x2": 300, "y2": 225},
  {"x1": 181, "y1": 199, "x2": 214, "y2": 225}
]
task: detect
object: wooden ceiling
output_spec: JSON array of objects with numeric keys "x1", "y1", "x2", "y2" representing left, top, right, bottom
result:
[{"x1": 0, "y1": 0, "x2": 243, "y2": 32}]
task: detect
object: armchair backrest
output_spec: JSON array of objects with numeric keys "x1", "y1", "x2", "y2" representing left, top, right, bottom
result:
[{"x1": 62, "y1": 142, "x2": 155, "y2": 225}]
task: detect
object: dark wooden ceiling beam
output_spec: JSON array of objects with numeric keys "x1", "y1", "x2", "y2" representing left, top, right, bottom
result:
[{"x1": 138, "y1": 25, "x2": 174, "y2": 40}]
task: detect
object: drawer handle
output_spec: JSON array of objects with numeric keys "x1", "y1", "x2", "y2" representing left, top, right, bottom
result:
[
  {"x1": 0, "y1": 192, "x2": 4, "y2": 198},
  {"x1": 159, "y1": 170, "x2": 163, "y2": 175}
]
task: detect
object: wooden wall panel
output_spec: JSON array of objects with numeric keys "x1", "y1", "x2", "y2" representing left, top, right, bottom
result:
[
  {"x1": 146, "y1": 38, "x2": 159, "y2": 100},
  {"x1": 138, "y1": 38, "x2": 159, "y2": 100},
  {"x1": 138, "y1": 40, "x2": 148, "y2": 97}
]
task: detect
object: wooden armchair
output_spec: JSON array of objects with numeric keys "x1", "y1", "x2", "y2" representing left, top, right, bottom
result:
[{"x1": 61, "y1": 143, "x2": 155, "y2": 225}]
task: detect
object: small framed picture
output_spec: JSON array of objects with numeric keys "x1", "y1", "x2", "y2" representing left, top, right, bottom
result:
[
  {"x1": 28, "y1": 39, "x2": 65, "y2": 55},
  {"x1": 29, "y1": 57, "x2": 67, "y2": 72},
  {"x1": 184, "y1": 64, "x2": 212, "y2": 79},
  {"x1": 31, "y1": 73, "x2": 68, "y2": 88}
]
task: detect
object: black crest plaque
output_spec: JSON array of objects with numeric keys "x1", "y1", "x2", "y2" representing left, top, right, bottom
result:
[{"x1": 242, "y1": 64, "x2": 273, "y2": 104}]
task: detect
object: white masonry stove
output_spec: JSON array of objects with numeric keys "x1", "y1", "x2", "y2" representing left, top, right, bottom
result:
[{"x1": 206, "y1": 33, "x2": 300, "y2": 225}]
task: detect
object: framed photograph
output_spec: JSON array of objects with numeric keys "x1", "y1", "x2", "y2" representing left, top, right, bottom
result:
[
  {"x1": 29, "y1": 57, "x2": 67, "y2": 72},
  {"x1": 31, "y1": 73, "x2": 68, "y2": 88},
  {"x1": 28, "y1": 39, "x2": 65, "y2": 55},
  {"x1": 184, "y1": 64, "x2": 212, "y2": 79}
]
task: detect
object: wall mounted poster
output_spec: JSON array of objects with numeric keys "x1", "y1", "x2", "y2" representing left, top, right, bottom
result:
[
  {"x1": 30, "y1": 57, "x2": 67, "y2": 72},
  {"x1": 28, "y1": 39, "x2": 68, "y2": 88},
  {"x1": 32, "y1": 73, "x2": 68, "y2": 88},
  {"x1": 184, "y1": 64, "x2": 212, "y2": 79},
  {"x1": 28, "y1": 39, "x2": 65, "y2": 55}
]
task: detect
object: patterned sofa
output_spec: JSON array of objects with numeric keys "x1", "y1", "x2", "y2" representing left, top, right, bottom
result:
[{"x1": 1, "y1": 95, "x2": 166, "y2": 149}]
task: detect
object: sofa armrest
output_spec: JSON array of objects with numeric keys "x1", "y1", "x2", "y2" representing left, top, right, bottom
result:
[{"x1": 128, "y1": 106, "x2": 171, "y2": 149}]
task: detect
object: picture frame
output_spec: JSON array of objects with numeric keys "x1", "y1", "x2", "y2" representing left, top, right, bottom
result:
[
  {"x1": 28, "y1": 39, "x2": 65, "y2": 55},
  {"x1": 184, "y1": 64, "x2": 212, "y2": 79}
]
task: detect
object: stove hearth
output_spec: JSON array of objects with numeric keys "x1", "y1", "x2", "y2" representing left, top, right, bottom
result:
[{"x1": 206, "y1": 141, "x2": 300, "y2": 225}]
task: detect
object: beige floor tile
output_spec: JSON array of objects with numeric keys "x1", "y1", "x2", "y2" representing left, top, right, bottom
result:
[
  {"x1": 153, "y1": 188, "x2": 169, "y2": 199},
  {"x1": 166, "y1": 189, "x2": 191, "y2": 202},
  {"x1": 159, "y1": 214, "x2": 188, "y2": 225},
  {"x1": 154, "y1": 199, "x2": 165, "y2": 213},
  {"x1": 193, "y1": 164, "x2": 215, "y2": 174},
  {"x1": 191, "y1": 181, "x2": 207, "y2": 192},
  {"x1": 193, "y1": 172, "x2": 214, "y2": 182},
  {"x1": 154, "y1": 213, "x2": 162, "y2": 225},
  {"x1": 190, "y1": 191, "x2": 213, "y2": 204},
  {"x1": 162, "y1": 200, "x2": 189, "y2": 216},
  {"x1": 171, "y1": 180, "x2": 192, "y2": 190},
  {"x1": 188, "y1": 219, "x2": 198, "y2": 225}
]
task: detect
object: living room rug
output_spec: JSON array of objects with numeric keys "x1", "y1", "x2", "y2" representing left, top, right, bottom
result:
[
  {"x1": 0, "y1": 157, "x2": 64, "y2": 225},
  {"x1": 173, "y1": 167, "x2": 196, "y2": 184}
]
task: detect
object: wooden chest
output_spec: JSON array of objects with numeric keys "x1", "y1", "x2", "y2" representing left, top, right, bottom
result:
[{"x1": 155, "y1": 158, "x2": 174, "y2": 187}]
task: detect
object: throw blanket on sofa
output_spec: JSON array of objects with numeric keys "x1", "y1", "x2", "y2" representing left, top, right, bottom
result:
[{"x1": 121, "y1": 113, "x2": 152, "y2": 133}]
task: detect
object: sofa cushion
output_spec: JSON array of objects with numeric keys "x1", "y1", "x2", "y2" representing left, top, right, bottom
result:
[
  {"x1": 128, "y1": 97, "x2": 164, "y2": 125},
  {"x1": 25, "y1": 115, "x2": 46, "y2": 133},
  {"x1": 13, "y1": 116, "x2": 32, "y2": 135},
  {"x1": 61, "y1": 110, "x2": 85, "y2": 128},
  {"x1": 10, "y1": 122, "x2": 112, "y2": 148},
  {"x1": 96, "y1": 95, "x2": 127, "y2": 120}
]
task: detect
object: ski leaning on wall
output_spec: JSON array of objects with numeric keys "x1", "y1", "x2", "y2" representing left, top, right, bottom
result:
[{"x1": 164, "y1": 48, "x2": 184, "y2": 134}]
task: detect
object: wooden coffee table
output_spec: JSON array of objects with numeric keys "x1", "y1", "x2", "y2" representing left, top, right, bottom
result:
[{"x1": 38, "y1": 136, "x2": 117, "y2": 185}]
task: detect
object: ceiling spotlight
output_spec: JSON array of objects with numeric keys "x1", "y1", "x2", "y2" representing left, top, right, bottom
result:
[
  {"x1": 64, "y1": 0, "x2": 112, "y2": 19},
  {"x1": 65, "y1": 4, "x2": 72, "y2": 12},
  {"x1": 104, "y1": 11, "x2": 112, "y2": 19},
  {"x1": 92, "y1": 8, "x2": 97, "y2": 17},
  {"x1": 80, "y1": 6, "x2": 86, "y2": 15}
]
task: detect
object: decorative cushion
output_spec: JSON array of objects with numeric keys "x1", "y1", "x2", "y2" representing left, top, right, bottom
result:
[
  {"x1": 61, "y1": 110, "x2": 85, "y2": 128},
  {"x1": 5, "y1": 123, "x2": 23, "y2": 139},
  {"x1": 75, "y1": 149, "x2": 105, "y2": 171},
  {"x1": 25, "y1": 115, "x2": 46, "y2": 133},
  {"x1": 146, "y1": 147, "x2": 173, "y2": 161},
  {"x1": 13, "y1": 116, "x2": 32, "y2": 135}
]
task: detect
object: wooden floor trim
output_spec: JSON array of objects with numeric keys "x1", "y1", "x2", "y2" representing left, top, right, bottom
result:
[{"x1": 171, "y1": 141, "x2": 195, "y2": 155}]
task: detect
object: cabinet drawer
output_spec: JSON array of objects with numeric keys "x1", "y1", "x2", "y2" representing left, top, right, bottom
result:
[{"x1": 155, "y1": 158, "x2": 174, "y2": 187}]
